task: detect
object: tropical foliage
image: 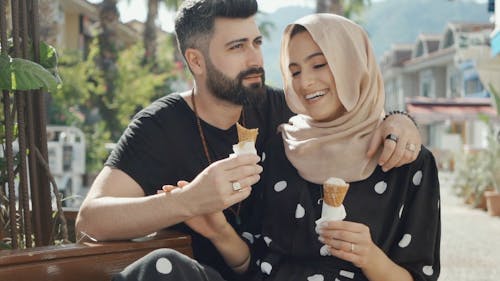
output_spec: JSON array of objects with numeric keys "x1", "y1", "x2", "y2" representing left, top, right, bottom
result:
[{"x1": 52, "y1": 39, "x2": 178, "y2": 173}]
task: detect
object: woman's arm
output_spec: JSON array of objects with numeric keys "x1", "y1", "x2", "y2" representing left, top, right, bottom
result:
[{"x1": 162, "y1": 182, "x2": 251, "y2": 273}]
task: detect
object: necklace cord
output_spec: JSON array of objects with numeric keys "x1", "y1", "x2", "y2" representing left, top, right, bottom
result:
[{"x1": 190, "y1": 88, "x2": 243, "y2": 223}]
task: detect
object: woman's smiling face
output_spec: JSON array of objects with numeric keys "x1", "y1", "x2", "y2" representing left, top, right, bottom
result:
[{"x1": 287, "y1": 30, "x2": 345, "y2": 122}]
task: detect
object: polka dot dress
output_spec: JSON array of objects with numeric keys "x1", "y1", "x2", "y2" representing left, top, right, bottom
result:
[{"x1": 246, "y1": 137, "x2": 441, "y2": 281}]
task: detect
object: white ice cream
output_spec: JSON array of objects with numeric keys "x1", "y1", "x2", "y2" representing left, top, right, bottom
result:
[{"x1": 232, "y1": 141, "x2": 257, "y2": 155}]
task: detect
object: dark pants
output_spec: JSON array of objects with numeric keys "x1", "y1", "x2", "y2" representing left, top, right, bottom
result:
[{"x1": 112, "y1": 249, "x2": 226, "y2": 281}]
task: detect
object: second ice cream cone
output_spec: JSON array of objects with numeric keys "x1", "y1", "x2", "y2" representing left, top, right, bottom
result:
[{"x1": 323, "y1": 177, "x2": 349, "y2": 207}]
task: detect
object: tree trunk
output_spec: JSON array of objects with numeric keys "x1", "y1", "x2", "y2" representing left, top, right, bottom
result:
[
  {"x1": 329, "y1": 0, "x2": 344, "y2": 15},
  {"x1": 316, "y1": 0, "x2": 344, "y2": 15},
  {"x1": 38, "y1": 0, "x2": 61, "y2": 46},
  {"x1": 143, "y1": 0, "x2": 158, "y2": 67},
  {"x1": 98, "y1": 0, "x2": 121, "y2": 139}
]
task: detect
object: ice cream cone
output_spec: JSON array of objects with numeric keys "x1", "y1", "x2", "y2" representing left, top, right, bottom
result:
[
  {"x1": 323, "y1": 177, "x2": 349, "y2": 207},
  {"x1": 236, "y1": 122, "x2": 258, "y2": 143}
]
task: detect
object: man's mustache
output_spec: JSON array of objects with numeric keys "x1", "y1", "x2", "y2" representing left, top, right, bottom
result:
[{"x1": 238, "y1": 67, "x2": 265, "y2": 80}]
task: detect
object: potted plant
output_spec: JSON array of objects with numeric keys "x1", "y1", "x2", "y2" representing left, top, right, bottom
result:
[{"x1": 481, "y1": 110, "x2": 500, "y2": 216}]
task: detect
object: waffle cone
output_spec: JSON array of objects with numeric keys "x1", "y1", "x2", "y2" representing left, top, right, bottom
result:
[
  {"x1": 323, "y1": 183, "x2": 349, "y2": 207},
  {"x1": 236, "y1": 122, "x2": 258, "y2": 143}
]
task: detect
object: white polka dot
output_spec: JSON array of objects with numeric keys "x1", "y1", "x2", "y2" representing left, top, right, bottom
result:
[
  {"x1": 274, "y1": 181, "x2": 287, "y2": 192},
  {"x1": 374, "y1": 181, "x2": 387, "y2": 194},
  {"x1": 412, "y1": 170, "x2": 423, "y2": 186},
  {"x1": 422, "y1": 265, "x2": 434, "y2": 276},
  {"x1": 307, "y1": 274, "x2": 324, "y2": 281},
  {"x1": 241, "y1": 232, "x2": 254, "y2": 244},
  {"x1": 261, "y1": 262, "x2": 272, "y2": 275},
  {"x1": 399, "y1": 204, "x2": 404, "y2": 218},
  {"x1": 335, "y1": 279, "x2": 341, "y2": 281},
  {"x1": 317, "y1": 198, "x2": 323, "y2": 205},
  {"x1": 398, "y1": 234, "x2": 412, "y2": 248},
  {"x1": 155, "y1": 257, "x2": 173, "y2": 274},
  {"x1": 295, "y1": 203, "x2": 305, "y2": 218},
  {"x1": 256, "y1": 259, "x2": 260, "y2": 266},
  {"x1": 339, "y1": 270, "x2": 355, "y2": 279},
  {"x1": 261, "y1": 152, "x2": 266, "y2": 162},
  {"x1": 254, "y1": 234, "x2": 261, "y2": 238},
  {"x1": 263, "y1": 236, "x2": 272, "y2": 246},
  {"x1": 320, "y1": 245, "x2": 331, "y2": 256}
]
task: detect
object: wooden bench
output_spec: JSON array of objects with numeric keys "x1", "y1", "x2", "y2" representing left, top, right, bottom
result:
[{"x1": 0, "y1": 230, "x2": 192, "y2": 281}]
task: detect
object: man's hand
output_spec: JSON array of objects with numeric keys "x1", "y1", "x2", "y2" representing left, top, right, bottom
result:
[
  {"x1": 161, "y1": 154, "x2": 262, "y2": 217},
  {"x1": 160, "y1": 181, "x2": 233, "y2": 241},
  {"x1": 367, "y1": 114, "x2": 421, "y2": 171}
]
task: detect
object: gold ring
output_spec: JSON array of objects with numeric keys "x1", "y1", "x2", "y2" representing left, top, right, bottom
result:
[
  {"x1": 406, "y1": 143, "x2": 416, "y2": 152},
  {"x1": 232, "y1": 181, "x2": 242, "y2": 191},
  {"x1": 385, "y1": 133, "x2": 398, "y2": 143}
]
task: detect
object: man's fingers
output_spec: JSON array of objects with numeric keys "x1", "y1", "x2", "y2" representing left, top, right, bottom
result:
[
  {"x1": 214, "y1": 154, "x2": 260, "y2": 170},
  {"x1": 226, "y1": 186, "x2": 252, "y2": 207},
  {"x1": 382, "y1": 137, "x2": 407, "y2": 171},
  {"x1": 177, "y1": 180, "x2": 189, "y2": 187},
  {"x1": 378, "y1": 138, "x2": 396, "y2": 166},
  {"x1": 162, "y1": 185, "x2": 177, "y2": 192},
  {"x1": 226, "y1": 164, "x2": 263, "y2": 183},
  {"x1": 366, "y1": 129, "x2": 382, "y2": 157}
]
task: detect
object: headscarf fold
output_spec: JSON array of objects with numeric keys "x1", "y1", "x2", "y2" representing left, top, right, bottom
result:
[{"x1": 279, "y1": 14, "x2": 385, "y2": 184}]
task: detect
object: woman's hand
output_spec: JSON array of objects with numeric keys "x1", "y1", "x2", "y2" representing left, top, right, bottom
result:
[{"x1": 317, "y1": 220, "x2": 383, "y2": 269}]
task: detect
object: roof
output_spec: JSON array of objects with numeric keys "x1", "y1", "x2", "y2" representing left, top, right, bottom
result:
[{"x1": 406, "y1": 97, "x2": 497, "y2": 124}]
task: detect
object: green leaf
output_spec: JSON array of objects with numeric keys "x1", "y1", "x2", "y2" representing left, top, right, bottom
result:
[
  {"x1": 0, "y1": 53, "x2": 59, "y2": 93},
  {"x1": 39, "y1": 42, "x2": 58, "y2": 69},
  {"x1": 489, "y1": 83, "x2": 500, "y2": 115}
]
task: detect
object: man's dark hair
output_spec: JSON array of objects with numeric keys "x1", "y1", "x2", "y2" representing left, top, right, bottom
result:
[{"x1": 175, "y1": 0, "x2": 258, "y2": 60}]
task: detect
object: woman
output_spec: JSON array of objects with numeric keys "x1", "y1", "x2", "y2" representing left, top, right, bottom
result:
[
  {"x1": 112, "y1": 14, "x2": 440, "y2": 281},
  {"x1": 246, "y1": 13, "x2": 440, "y2": 281}
]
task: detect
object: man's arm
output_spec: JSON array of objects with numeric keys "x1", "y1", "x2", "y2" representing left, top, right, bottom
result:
[
  {"x1": 367, "y1": 113, "x2": 421, "y2": 172},
  {"x1": 76, "y1": 154, "x2": 262, "y2": 241}
]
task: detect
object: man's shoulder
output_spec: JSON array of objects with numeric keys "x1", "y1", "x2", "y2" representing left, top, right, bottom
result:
[
  {"x1": 265, "y1": 85, "x2": 284, "y2": 96},
  {"x1": 134, "y1": 93, "x2": 186, "y2": 119}
]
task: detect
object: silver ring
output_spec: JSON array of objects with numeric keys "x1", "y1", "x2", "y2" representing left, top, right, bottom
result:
[
  {"x1": 385, "y1": 133, "x2": 398, "y2": 143},
  {"x1": 406, "y1": 143, "x2": 416, "y2": 152},
  {"x1": 351, "y1": 243, "x2": 355, "y2": 253},
  {"x1": 232, "y1": 181, "x2": 242, "y2": 191}
]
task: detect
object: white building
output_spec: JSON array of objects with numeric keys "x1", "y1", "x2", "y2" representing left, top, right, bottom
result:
[{"x1": 380, "y1": 21, "x2": 499, "y2": 168}]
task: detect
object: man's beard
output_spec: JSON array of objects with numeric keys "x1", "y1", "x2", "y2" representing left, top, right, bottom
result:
[{"x1": 205, "y1": 58, "x2": 266, "y2": 106}]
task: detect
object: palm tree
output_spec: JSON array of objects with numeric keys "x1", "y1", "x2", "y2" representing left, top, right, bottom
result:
[
  {"x1": 97, "y1": 0, "x2": 122, "y2": 138},
  {"x1": 143, "y1": 0, "x2": 183, "y2": 66},
  {"x1": 38, "y1": 0, "x2": 60, "y2": 46},
  {"x1": 143, "y1": 0, "x2": 159, "y2": 66}
]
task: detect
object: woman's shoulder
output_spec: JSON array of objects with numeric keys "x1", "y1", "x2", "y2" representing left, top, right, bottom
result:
[{"x1": 414, "y1": 145, "x2": 438, "y2": 167}]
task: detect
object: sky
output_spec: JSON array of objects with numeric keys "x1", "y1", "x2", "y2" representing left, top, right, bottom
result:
[
  {"x1": 87, "y1": 0, "x2": 315, "y2": 32},
  {"x1": 87, "y1": 0, "x2": 488, "y2": 32}
]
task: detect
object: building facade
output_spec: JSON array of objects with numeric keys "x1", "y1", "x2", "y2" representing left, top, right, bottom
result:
[{"x1": 380, "y1": 21, "x2": 499, "y2": 168}]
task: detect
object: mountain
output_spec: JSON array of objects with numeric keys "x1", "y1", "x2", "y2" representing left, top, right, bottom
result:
[
  {"x1": 257, "y1": 6, "x2": 314, "y2": 87},
  {"x1": 259, "y1": 0, "x2": 491, "y2": 88},
  {"x1": 361, "y1": 0, "x2": 491, "y2": 61}
]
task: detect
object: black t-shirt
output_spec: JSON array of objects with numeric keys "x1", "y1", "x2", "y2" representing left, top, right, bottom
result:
[{"x1": 105, "y1": 87, "x2": 292, "y2": 280}]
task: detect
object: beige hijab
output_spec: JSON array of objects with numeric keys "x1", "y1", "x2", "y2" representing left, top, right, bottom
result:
[{"x1": 279, "y1": 14, "x2": 385, "y2": 184}]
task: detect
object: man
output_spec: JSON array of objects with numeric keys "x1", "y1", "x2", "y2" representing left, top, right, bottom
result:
[{"x1": 76, "y1": 0, "x2": 421, "y2": 280}]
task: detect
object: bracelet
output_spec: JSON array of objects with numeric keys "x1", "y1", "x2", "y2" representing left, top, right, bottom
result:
[{"x1": 383, "y1": 110, "x2": 418, "y2": 127}]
